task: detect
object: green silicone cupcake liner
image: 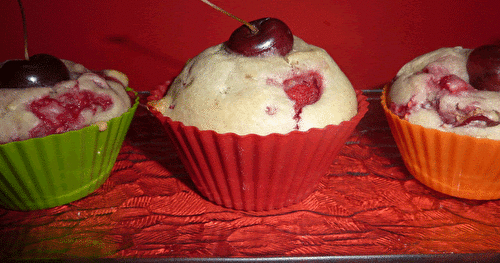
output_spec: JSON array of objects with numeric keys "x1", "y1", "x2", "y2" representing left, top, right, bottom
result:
[{"x1": 0, "y1": 88, "x2": 139, "y2": 211}]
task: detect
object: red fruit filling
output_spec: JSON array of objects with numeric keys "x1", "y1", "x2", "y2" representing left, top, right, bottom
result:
[
  {"x1": 422, "y1": 64, "x2": 450, "y2": 76},
  {"x1": 390, "y1": 95, "x2": 419, "y2": 119},
  {"x1": 393, "y1": 71, "x2": 499, "y2": 127},
  {"x1": 436, "y1": 75, "x2": 498, "y2": 127},
  {"x1": 28, "y1": 87, "x2": 113, "y2": 138},
  {"x1": 457, "y1": 115, "x2": 500, "y2": 127},
  {"x1": 265, "y1": 106, "x2": 277, "y2": 115},
  {"x1": 438, "y1": 74, "x2": 474, "y2": 93},
  {"x1": 283, "y1": 72, "x2": 323, "y2": 122}
]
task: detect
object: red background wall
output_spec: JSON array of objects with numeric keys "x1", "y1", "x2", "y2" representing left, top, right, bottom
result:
[{"x1": 1, "y1": 0, "x2": 500, "y2": 91}]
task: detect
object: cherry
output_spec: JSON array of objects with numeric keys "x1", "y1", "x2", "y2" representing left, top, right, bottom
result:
[
  {"x1": 1, "y1": 1, "x2": 70, "y2": 89},
  {"x1": 284, "y1": 72, "x2": 322, "y2": 111},
  {"x1": 467, "y1": 44, "x2": 500, "y2": 91},
  {"x1": 0, "y1": 54, "x2": 70, "y2": 89},
  {"x1": 438, "y1": 74, "x2": 474, "y2": 93},
  {"x1": 28, "y1": 88, "x2": 113, "y2": 138},
  {"x1": 456, "y1": 115, "x2": 500, "y2": 127},
  {"x1": 225, "y1": 17, "x2": 294, "y2": 57},
  {"x1": 199, "y1": 1, "x2": 293, "y2": 56}
]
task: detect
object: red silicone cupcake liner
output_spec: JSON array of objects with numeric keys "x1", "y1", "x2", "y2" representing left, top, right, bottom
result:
[
  {"x1": 151, "y1": 91, "x2": 368, "y2": 211},
  {"x1": 382, "y1": 85, "x2": 500, "y2": 200}
]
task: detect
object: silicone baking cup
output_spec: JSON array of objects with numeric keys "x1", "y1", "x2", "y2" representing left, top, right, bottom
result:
[
  {"x1": 382, "y1": 85, "x2": 500, "y2": 200},
  {"x1": 151, "y1": 91, "x2": 368, "y2": 211},
  {"x1": 0, "y1": 88, "x2": 139, "y2": 210}
]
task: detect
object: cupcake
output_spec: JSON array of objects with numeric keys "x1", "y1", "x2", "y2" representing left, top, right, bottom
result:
[
  {"x1": 382, "y1": 45, "x2": 500, "y2": 200},
  {"x1": 149, "y1": 17, "x2": 368, "y2": 211},
  {"x1": 0, "y1": 54, "x2": 139, "y2": 210}
]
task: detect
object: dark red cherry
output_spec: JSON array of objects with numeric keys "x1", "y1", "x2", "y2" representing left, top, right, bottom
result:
[
  {"x1": 467, "y1": 44, "x2": 500, "y2": 91},
  {"x1": 225, "y1": 17, "x2": 294, "y2": 57},
  {"x1": 0, "y1": 53, "x2": 70, "y2": 89}
]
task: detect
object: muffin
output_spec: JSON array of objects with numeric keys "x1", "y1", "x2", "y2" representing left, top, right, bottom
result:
[
  {"x1": 0, "y1": 56, "x2": 139, "y2": 210},
  {"x1": 149, "y1": 18, "x2": 368, "y2": 211},
  {"x1": 382, "y1": 45, "x2": 500, "y2": 200}
]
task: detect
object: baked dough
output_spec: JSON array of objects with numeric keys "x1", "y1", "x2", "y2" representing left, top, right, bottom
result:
[
  {"x1": 0, "y1": 60, "x2": 131, "y2": 143},
  {"x1": 389, "y1": 47, "x2": 500, "y2": 140},
  {"x1": 152, "y1": 36, "x2": 357, "y2": 135}
]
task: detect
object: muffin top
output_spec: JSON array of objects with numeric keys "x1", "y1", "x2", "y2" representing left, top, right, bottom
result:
[
  {"x1": 0, "y1": 59, "x2": 132, "y2": 144},
  {"x1": 389, "y1": 46, "x2": 500, "y2": 140},
  {"x1": 151, "y1": 36, "x2": 358, "y2": 136}
]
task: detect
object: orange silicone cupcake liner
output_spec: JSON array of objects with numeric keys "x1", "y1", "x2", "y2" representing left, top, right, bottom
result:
[
  {"x1": 382, "y1": 85, "x2": 500, "y2": 200},
  {"x1": 152, "y1": 91, "x2": 368, "y2": 211}
]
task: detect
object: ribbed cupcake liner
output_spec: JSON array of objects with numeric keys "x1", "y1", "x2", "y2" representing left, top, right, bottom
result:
[
  {"x1": 382, "y1": 86, "x2": 500, "y2": 200},
  {"x1": 152, "y1": 91, "x2": 368, "y2": 211},
  {"x1": 0, "y1": 88, "x2": 139, "y2": 210}
]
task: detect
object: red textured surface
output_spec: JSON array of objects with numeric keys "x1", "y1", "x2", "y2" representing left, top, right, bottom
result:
[
  {"x1": 2, "y1": 90, "x2": 500, "y2": 259},
  {"x1": 2, "y1": 0, "x2": 500, "y2": 92}
]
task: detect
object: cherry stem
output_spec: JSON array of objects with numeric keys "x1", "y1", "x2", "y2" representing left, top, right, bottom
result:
[
  {"x1": 17, "y1": 0, "x2": 29, "y2": 60},
  {"x1": 200, "y1": 0, "x2": 259, "y2": 34}
]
